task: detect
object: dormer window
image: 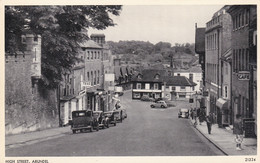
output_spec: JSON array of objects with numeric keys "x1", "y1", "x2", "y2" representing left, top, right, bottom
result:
[
  {"x1": 137, "y1": 74, "x2": 142, "y2": 79},
  {"x1": 155, "y1": 74, "x2": 160, "y2": 79}
]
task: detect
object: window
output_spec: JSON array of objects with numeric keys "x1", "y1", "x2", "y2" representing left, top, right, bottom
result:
[
  {"x1": 242, "y1": 11, "x2": 245, "y2": 26},
  {"x1": 91, "y1": 51, "x2": 93, "y2": 59},
  {"x1": 223, "y1": 86, "x2": 228, "y2": 99},
  {"x1": 94, "y1": 71, "x2": 96, "y2": 85},
  {"x1": 94, "y1": 51, "x2": 97, "y2": 59},
  {"x1": 87, "y1": 72, "x2": 90, "y2": 81},
  {"x1": 155, "y1": 74, "x2": 159, "y2": 79},
  {"x1": 97, "y1": 70, "x2": 99, "y2": 84},
  {"x1": 177, "y1": 73, "x2": 180, "y2": 76},
  {"x1": 134, "y1": 93, "x2": 141, "y2": 98},
  {"x1": 91, "y1": 71, "x2": 93, "y2": 85},
  {"x1": 87, "y1": 51, "x2": 90, "y2": 60},
  {"x1": 137, "y1": 83, "x2": 141, "y2": 89},
  {"x1": 189, "y1": 73, "x2": 193, "y2": 81},
  {"x1": 154, "y1": 83, "x2": 159, "y2": 90},
  {"x1": 180, "y1": 86, "x2": 186, "y2": 91},
  {"x1": 172, "y1": 86, "x2": 176, "y2": 91},
  {"x1": 246, "y1": 9, "x2": 250, "y2": 25},
  {"x1": 98, "y1": 52, "x2": 100, "y2": 59}
]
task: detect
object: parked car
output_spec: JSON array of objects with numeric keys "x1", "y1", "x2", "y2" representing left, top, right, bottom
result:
[
  {"x1": 155, "y1": 98, "x2": 175, "y2": 107},
  {"x1": 70, "y1": 110, "x2": 99, "y2": 134},
  {"x1": 150, "y1": 101, "x2": 168, "y2": 108},
  {"x1": 141, "y1": 95, "x2": 155, "y2": 102},
  {"x1": 104, "y1": 111, "x2": 117, "y2": 126},
  {"x1": 112, "y1": 109, "x2": 123, "y2": 122},
  {"x1": 93, "y1": 111, "x2": 109, "y2": 129},
  {"x1": 121, "y1": 108, "x2": 127, "y2": 119},
  {"x1": 178, "y1": 108, "x2": 189, "y2": 118}
]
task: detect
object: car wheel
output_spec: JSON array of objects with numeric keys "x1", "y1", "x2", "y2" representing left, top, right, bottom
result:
[
  {"x1": 80, "y1": 129, "x2": 83, "y2": 133},
  {"x1": 96, "y1": 125, "x2": 99, "y2": 131},
  {"x1": 114, "y1": 122, "x2": 116, "y2": 126},
  {"x1": 161, "y1": 105, "x2": 165, "y2": 108},
  {"x1": 106, "y1": 122, "x2": 110, "y2": 128},
  {"x1": 72, "y1": 130, "x2": 76, "y2": 134},
  {"x1": 90, "y1": 126, "x2": 93, "y2": 132},
  {"x1": 151, "y1": 105, "x2": 155, "y2": 108}
]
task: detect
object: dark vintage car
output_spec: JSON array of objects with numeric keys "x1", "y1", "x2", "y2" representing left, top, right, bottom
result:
[
  {"x1": 178, "y1": 108, "x2": 189, "y2": 118},
  {"x1": 104, "y1": 111, "x2": 117, "y2": 126},
  {"x1": 112, "y1": 109, "x2": 123, "y2": 122},
  {"x1": 70, "y1": 110, "x2": 99, "y2": 134},
  {"x1": 121, "y1": 108, "x2": 127, "y2": 119},
  {"x1": 93, "y1": 111, "x2": 110, "y2": 129}
]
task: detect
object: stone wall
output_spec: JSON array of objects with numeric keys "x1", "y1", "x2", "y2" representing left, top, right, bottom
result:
[{"x1": 5, "y1": 53, "x2": 59, "y2": 135}]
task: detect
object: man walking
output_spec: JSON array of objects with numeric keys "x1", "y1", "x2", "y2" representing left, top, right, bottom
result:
[{"x1": 206, "y1": 113, "x2": 213, "y2": 134}]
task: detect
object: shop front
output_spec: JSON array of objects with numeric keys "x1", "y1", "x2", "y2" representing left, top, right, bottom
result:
[{"x1": 216, "y1": 98, "x2": 229, "y2": 127}]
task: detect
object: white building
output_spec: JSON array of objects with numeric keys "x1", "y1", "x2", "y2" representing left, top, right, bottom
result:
[{"x1": 173, "y1": 66, "x2": 202, "y2": 93}]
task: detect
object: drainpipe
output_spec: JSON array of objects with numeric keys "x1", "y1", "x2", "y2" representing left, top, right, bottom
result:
[{"x1": 217, "y1": 29, "x2": 220, "y2": 99}]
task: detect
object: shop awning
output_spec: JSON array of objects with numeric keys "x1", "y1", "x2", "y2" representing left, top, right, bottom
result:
[{"x1": 216, "y1": 98, "x2": 228, "y2": 109}]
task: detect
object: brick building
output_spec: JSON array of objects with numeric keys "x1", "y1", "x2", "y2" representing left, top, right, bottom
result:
[
  {"x1": 205, "y1": 6, "x2": 232, "y2": 125},
  {"x1": 227, "y1": 5, "x2": 257, "y2": 136}
]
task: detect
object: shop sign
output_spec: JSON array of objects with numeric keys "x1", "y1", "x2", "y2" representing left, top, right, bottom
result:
[{"x1": 237, "y1": 71, "x2": 250, "y2": 80}]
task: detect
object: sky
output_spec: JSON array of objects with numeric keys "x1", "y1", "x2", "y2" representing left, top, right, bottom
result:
[{"x1": 89, "y1": 5, "x2": 224, "y2": 45}]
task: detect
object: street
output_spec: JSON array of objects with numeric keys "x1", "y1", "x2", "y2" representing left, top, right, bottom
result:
[{"x1": 6, "y1": 91, "x2": 224, "y2": 156}]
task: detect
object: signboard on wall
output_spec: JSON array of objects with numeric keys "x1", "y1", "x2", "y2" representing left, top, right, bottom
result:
[{"x1": 237, "y1": 71, "x2": 250, "y2": 80}]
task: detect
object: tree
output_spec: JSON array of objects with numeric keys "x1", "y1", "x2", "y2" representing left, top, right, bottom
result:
[{"x1": 5, "y1": 5, "x2": 122, "y2": 88}]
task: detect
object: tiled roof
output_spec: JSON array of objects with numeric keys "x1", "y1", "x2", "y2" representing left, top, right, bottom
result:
[
  {"x1": 80, "y1": 40, "x2": 102, "y2": 49},
  {"x1": 195, "y1": 28, "x2": 205, "y2": 54},
  {"x1": 174, "y1": 66, "x2": 202, "y2": 73},
  {"x1": 131, "y1": 69, "x2": 168, "y2": 82},
  {"x1": 165, "y1": 76, "x2": 197, "y2": 87}
]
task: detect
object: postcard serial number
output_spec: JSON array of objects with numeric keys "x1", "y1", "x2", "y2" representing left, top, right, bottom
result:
[{"x1": 245, "y1": 158, "x2": 256, "y2": 162}]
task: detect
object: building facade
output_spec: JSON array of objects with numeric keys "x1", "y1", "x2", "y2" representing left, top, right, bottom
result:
[
  {"x1": 227, "y1": 5, "x2": 257, "y2": 136},
  {"x1": 173, "y1": 66, "x2": 202, "y2": 93},
  {"x1": 205, "y1": 6, "x2": 232, "y2": 125}
]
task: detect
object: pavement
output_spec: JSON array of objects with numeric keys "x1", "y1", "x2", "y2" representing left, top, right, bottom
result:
[
  {"x1": 190, "y1": 118, "x2": 257, "y2": 155},
  {"x1": 5, "y1": 126, "x2": 71, "y2": 150}
]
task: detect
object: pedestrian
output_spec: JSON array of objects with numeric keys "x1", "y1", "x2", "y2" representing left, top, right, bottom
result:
[
  {"x1": 190, "y1": 108, "x2": 194, "y2": 120},
  {"x1": 206, "y1": 113, "x2": 212, "y2": 134},
  {"x1": 234, "y1": 114, "x2": 243, "y2": 150}
]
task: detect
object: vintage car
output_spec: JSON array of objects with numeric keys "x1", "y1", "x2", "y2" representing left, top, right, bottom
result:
[
  {"x1": 70, "y1": 110, "x2": 99, "y2": 134},
  {"x1": 140, "y1": 95, "x2": 155, "y2": 102},
  {"x1": 178, "y1": 108, "x2": 189, "y2": 118},
  {"x1": 121, "y1": 108, "x2": 127, "y2": 119},
  {"x1": 112, "y1": 109, "x2": 123, "y2": 122},
  {"x1": 150, "y1": 100, "x2": 168, "y2": 108},
  {"x1": 104, "y1": 111, "x2": 117, "y2": 126},
  {"x1": 93, "y1": 111, "x2": 109, "y2": 129}
]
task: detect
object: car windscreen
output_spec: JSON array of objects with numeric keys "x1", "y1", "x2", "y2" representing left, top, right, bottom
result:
[
  {"x1": 93, "y1": 113, "x2": 100, "y2": 118},
  {"x1": 73, "y1": 112, "x2": 86, "y2": 117}
]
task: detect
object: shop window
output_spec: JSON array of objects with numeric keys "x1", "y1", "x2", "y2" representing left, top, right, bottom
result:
[
  {"x1": 154, "y1": 83, "x2": 159, "y2": 90},
  {"x1": 137, "y1": 83, "x2": 141, "y2": 89},
  {"x1": 134, "y1": 93, "x2": 141, "y2": 98}
]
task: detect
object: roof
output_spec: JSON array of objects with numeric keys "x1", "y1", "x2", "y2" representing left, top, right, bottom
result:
[
  {"x1": 132, "y1": 69, "x2": 169, "y2": 82},
  {"x1": 174, "y1": 66, "x2": 202, "y2": 73},
  {"x1": 195, "y1": 28, "x2": 205, "y2": 54},
  {"x1": 165, "y1": 76, "x2": 197, "y2": 87},
  {"x1": 90, "y1": 34, "x2": 105, "y2": 37},
  {"x1": 80, "y1": 40, "x2": 102, "y2": 49}
]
